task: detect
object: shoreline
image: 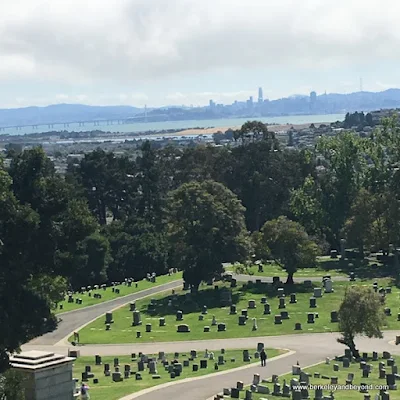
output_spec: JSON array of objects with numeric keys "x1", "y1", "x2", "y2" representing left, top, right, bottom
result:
[{"x1": 176, "y1": 121, "x2": 329, "y2": 136}]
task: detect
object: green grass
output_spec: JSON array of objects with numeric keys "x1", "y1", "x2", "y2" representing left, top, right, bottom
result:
[
  {"x1": 228, "y1": 255, "x2": 395, "y2": 279},
  {"x1": 76, "y1": 278, "x2": 400, "y2": 344},
  {"x1": 73, "y1": 348, "x2": 285, "y2": 400},
  {"x1": 56, "y1": 272, "x2": 182, "y2": 314},
  {"x1": 249, "y1": 352, "x2": 400, "y2": 400}
]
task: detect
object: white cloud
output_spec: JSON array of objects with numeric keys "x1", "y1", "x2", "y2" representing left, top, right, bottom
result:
[{"x1": 1, "y1": 0, "x2": 400, "y2": 87}]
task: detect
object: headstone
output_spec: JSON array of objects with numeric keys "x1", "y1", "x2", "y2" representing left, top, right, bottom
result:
[
  {"x1": 177, "y1": 324, "x2": 190, "y2": 333},
  {"x1": 257, "y1": 343, "x2": 264, "y2": 352},
  {"x1": 309, "y1": 297, "x2": 317, "y2": 308},
  {"x1": 146, "y1": 323, "x2": 152, "y2": 333},
  {"x1": 198, "y1": 315, "x2": 204, "y2": 321},
  {"x1": 292, "y1": 365, "x2": 301, "y2": 375},
  {"x1": 217, "y1": 323, "x2": 226, "y2": 332},
  {"x1": 105, "y1": 312, "x2": 113, "y2": 324},
  {"x1": 132, "y1": 310, "x2": 142, "y2": 326},
  {"x1": 295, "y1": 322, "x2": 302, "y2": 330},
  {"x1": 200, "y1": 359, "x2": 207, "y2": 369},
  {"x1": 252, "y1": 318, "x2": 258, "y2": 331},
  {"x1": 263, "y1": 303, "x2": 271, "y2": 315},
  {"x1": 230, "y1": 304, "x2": 237, "y2": 314},
  {"x1": 176, "y1": 310, "x2": 183, "y2": 321},
  {"x1": 314, "y1": 287, "x2": 322, "y2": 298},
  {"x1": 202, "y1": 305, "x2": 208, "y2": 314},
  {"x1": 340, "y1": 238, "x2": 346, "y2": 258},
  {"x1": 330, "y1": 311, "x2": 339, "y2": 323},
  {"x1": 290, "y1": 293, "x2": 297, "y2": 303},
  {"x1": 159, "y1": 317, "x2": 166, "y2": 327},
  {"x1": 95, "y1": 355, "x2": 102, "y2": 365},
  {"x1": 243, "y1": 350, "x2": 250, "y2": 362},
  {"x1": 253, "y1": 373, "x2": 260, "y2": 385},
  {"x1": 342, "y1": 358, "x2": 350, "y2": 368},
  {"x1": 279, "y1": 298, "x2": 286, "y2": 309},
  {"x1": 211, "y1": 315, "x2": 217, "y2": 326},
  {"x1": 274, "y1": 315, "x2": 282, "y2": 324},
  {"x1": 307, "y1": 313, "x2": 315, "y2": 324},
  {"x1": 248, "y1": 300, "x2": 256, "y2": 309},
  {"x1": 280, "y1": 311, "x2": 289, "y2": 319},
  {"x1": 273, "y1": 383, "x2": 281, "y2": 395},
  {"x1": 238, "y1": 315, "x2": 246, "y2": 325},
  {"x1": 148, "y1": 361, "x2": 157, "y2": 374}
]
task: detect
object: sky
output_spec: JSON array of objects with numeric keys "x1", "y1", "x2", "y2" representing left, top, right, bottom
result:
[{"x1": 1, "y1": 0, "x2": 400, "y2": 109}]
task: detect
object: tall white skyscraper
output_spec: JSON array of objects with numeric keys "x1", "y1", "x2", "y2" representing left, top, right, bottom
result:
[{"x1": 258, "y1": 87, "x2": 263, "y2": 103}]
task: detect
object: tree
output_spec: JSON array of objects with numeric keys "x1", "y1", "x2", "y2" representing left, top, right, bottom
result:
[
  {"x1": 233, "y1": 120, "x2": 277, "y2": 145},
  {"x1": 342, "y1": 188, "x2": 376, "y2": 257},
  {"x1": 73, "y1": 149, "x2": 134, "y2": 224},
  {"x1": 337, "y1": 286, "x2": 385, "y2": 358},
  {"x1": 105, "y1": 218, "x2": 169, "y2": 281},
  {"x1": 0, "y1": 168, "x2": 59, "y2": 372},
  {"x1": 167, "y1": 180, "x2": 249, "y2": 290},
  {"x1": 260, "y1": 216, "x2": 319, "y2": 284}
]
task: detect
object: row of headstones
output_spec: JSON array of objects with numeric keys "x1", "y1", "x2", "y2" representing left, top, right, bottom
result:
[
  {"x1": 64, "y1": 280, "x2": 139, "y2": 308},
  {"x1": 327, "y1": 350, "x2": 398, "y2": 389},
  {"x1": 82, "y1": 349, "x2": 236, "y2": 383},
  {"x1": 213, "y1": 350, "x2": 396, "y2": 400},
  {"x1": 217, "y1": 369, "x2": 392, "y2": 399}
]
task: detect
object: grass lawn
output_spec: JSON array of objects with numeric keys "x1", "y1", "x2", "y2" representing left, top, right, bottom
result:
[
  {"x1": 249, "y1": 351, "x2": 399, "y2": 400},
  {"x1": 228, "y1": 255, "x2": 395, "y2": 279},
  {"x1": 56, "y1": 272, "x2": 182, "y2": 314},
  {"x1": 75, "y1": 278, "x2": 400, "y2": 344},
  {"x1": 73, "y1": 348, "x2": 285, "y2": 400}
]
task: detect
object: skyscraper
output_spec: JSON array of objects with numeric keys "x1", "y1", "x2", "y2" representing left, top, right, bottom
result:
[
  {"x1": 258, "y1": 87, "x2": 263, "y2": 103},
  {"x1": 309, "y1": 91, "x2": 317, "y2": 113}
]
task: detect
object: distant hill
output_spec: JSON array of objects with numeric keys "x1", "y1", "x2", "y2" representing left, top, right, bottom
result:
[
  {"x1": 2, "y1": 89, "x2": 400, "y2": 127},
  {"x1": 0, "y1": 104, "x2": 142, "y2": 127}
]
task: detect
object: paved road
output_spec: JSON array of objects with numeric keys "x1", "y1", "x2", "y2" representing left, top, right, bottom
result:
[
  {"x1": 24, "y1": 331, "x2": 400, "y2": 400},
  {"x1": 24, "y1": 273, "x2": 364, "y2": 400},
  {"x1": 28, "y1": 280, "x2": 182, "y2": 345}
]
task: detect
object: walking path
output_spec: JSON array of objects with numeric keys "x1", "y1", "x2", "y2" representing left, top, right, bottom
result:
[{"x1": 24, "y1": 273, "x2": 378, "y2": 400}]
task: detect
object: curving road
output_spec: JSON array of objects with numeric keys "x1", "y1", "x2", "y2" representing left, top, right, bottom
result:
[
  {"x1": 28, "y1": 279, "x2": 183, "y2": 346},
  {"x1": 23, "y1": 273, "x2": 381, "y2": 400}
]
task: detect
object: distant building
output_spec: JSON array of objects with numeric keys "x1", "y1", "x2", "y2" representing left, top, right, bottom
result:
[
  {"x1": 258, "y1": 87, "x2": 263, "y2": 103},
  {"x1": 209, "y1": 100, "x2": 216, "y2": 109},
  {"x1": 310, "y1": 91, "x2": 317, "y2": 113}
]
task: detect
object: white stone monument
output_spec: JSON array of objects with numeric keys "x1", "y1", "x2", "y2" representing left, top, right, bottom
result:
[{"x1": 10, "y1": 350, "x2": 77, "y2": 400}]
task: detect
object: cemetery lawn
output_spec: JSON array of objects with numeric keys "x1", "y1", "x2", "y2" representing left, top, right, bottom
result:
[
  {"x1": 75, "y1": 278, "x2": 400, "y2": 344},
  {"x1": 228, "y1": 255, "x2": 395, "y2": 279},
  {"x1": 249, "y1": 352, "x2": 398, "y2": 400},
  {"x1": 56, "y1": 272, "x2": 182, "y2": 314},
  {"x1": 73, "y1": 348, "x2": 285, "y2": 400}
]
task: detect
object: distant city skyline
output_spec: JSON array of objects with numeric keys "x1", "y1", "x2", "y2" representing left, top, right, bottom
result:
[
  {"x1": 1, "y1": 0, "x2": 400, "y2": 109},
  {"x1": 1, "y1": 84, "x2": 399, "y2": 110}
]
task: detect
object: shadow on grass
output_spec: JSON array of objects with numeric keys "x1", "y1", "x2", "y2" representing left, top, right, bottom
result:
[
  {"x1": 326, "y1": 257, "x2": 396, "y2": 280},
  {"x1": 139, "y1": 282, "x2": 316, "y2": 317}
]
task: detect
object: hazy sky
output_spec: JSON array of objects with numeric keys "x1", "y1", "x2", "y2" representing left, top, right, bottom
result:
[{"x1": 1, "y1": 0, "x2": 399, "y2": 108}]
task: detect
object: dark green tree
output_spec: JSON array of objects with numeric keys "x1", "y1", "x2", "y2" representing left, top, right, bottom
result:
[
  {"x1": 167, "y1": 180, "x2": 250, "y2": 290},
  {"x1": 260, "y1": 216, "x2": 319, "y2": 284}
]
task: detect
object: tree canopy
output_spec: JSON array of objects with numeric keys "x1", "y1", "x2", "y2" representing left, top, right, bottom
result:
[
  {"x1": 166, "y1": 180, "x2": 250, "y2": 290},
  {"x1": 338, "y1": 286, "x2": 385, "y2": 358},
  {"x1": 258, "y1": 216, "x2": 319, "y2": 284}
]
